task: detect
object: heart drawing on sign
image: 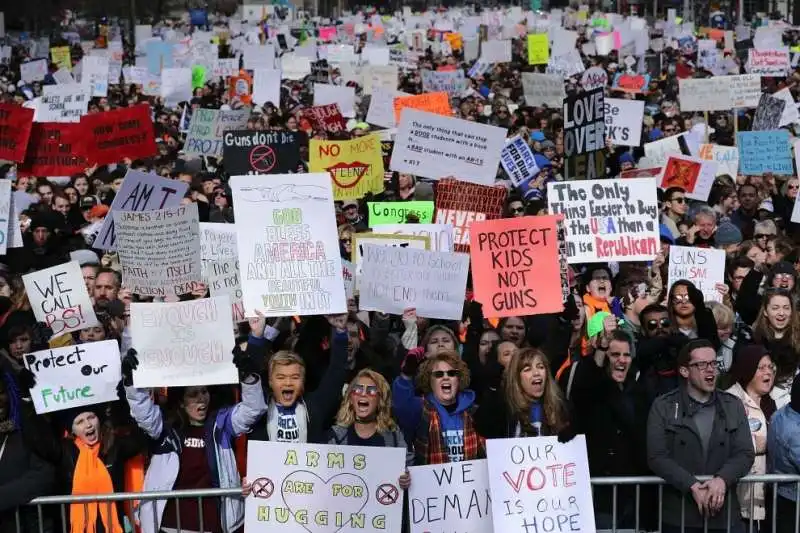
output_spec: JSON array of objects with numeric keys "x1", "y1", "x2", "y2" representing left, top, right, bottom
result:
[{"x1": 281, "y1": 471, "x2": 369, "y2": 533}]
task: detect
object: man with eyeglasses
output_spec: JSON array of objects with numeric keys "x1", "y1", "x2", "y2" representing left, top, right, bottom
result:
[
  {"x1": 647, "y1": 339, "x2": 754, "y2": 533},
  {"x1": 661, "y1": 187, "x2": 688, "y2": 240}
]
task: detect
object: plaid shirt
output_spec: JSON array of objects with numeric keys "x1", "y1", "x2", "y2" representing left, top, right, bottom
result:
[{"x1": 414, "y1": 399, "x2": 485, "y2": 466}]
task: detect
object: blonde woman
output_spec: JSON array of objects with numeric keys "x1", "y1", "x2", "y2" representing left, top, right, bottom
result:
[{"x1": 475, "y1": 347, "x2": 574, "y2": 440}]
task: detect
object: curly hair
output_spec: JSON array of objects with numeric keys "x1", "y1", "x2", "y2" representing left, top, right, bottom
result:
[
  {"x1": 503, "y1": 348, "x2": 569, "y2": 435},
  {"x1": 416, "y1": 350, "x2": 470, "y2": 395},
  {"x1": 335, "y1": 369, "x2": 396, "y2": 433}
]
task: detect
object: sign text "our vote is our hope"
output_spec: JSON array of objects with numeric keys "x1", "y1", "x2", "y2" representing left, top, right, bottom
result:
[{"x1": 563, "y1": 88, "x2": 604, "y2": 157}]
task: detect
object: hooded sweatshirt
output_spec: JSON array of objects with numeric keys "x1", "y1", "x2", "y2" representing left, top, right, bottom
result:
[{"x1": 427, "y1": 390, "x2": 475, "y2": 462}]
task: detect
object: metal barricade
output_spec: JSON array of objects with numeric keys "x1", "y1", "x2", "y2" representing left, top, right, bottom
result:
[{"x1": 19, "y1": 475, "x2": 800, "y2": 533}]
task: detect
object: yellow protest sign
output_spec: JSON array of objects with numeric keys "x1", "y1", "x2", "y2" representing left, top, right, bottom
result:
[
  {"x1": 310, "y1": 133, "x2": 385, "y2": 200},
  {"x1": 527, "y1": 34, "x2": 549, "y2": 65},
  {"x1": 50, "y1": 46, "x2": 72, "y2": 71}
]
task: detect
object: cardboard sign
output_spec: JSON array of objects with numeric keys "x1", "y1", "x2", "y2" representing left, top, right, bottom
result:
[
  {"x1": 0, "y1": 103, "x2": 34, "y2": 162},
  {"x1": 115, "y1": 204, "x2": 202, "y2": 297},
  {"x1": 500, "y1": 135, "x2": 539, "y2": 186},
  {"x1": 38, "y1": 84, "x2": 89, "y2": 123},
  {"x1": 24, "y1": 341, "x2": 121, "y2": 414},
  {"x1": 223, "y1": 130, "x2": 304, "y2": 175},
  {"x1": 93, "y1": 169, "x2": 190, "y2": 250},
  {"x1": 547, "y1": 178, "x2": 659, "y2": 263},
  {"x1": 668, "y1": 245, "x2": 726, "y2": 303},
  {"x1": 487, "y1": 436, "x2": 596, "y2": 533},
  {"x1": 391, "y1": 109, "x2": 506, "y2": 185},
  {"x1": 301, "y1": 104, "x2": 347, "y2": 134},
  {"x1": 604, "y1": 98, "x2": 644, "y2": 148},
  {"x1": 434, "y1": 179, "x2": 507, "y2": 252},
  {"x1": 351, "y1": 233, "x2": 430, "y2": 285},
  {"x1": 737, "y1": 130, "x2": 793, "y2": 175},
  {"x1": 130, "y1": 296, "x2": 238, "y2": 387},
  {"x1": 527, "y1": 34, "x2": 549, "y2": 64},
  {"x1": 470, "y1": 215, "x2": 563, "y2": 317},
  {"x1": 22, "y1": 260, "x2": 99, "y2": 337},
  {"x1": 409, "y1": 460, "x2": 492, "y2": 533},
  {"x1": 368, "y1": 201, "x2": 434, "y2": 226},
  {"x1": 230, "y1": 173, "x2": 347, "y2": 318},
  {"x1": 244, "y1": 441, "x2": 405, "y2": 533},
  {"x1": 659, "y1": 154, "x2": 717, "y2": 202},
  {"x1": 310, "y1": 134, "x2": 385, "y2": 200},
  {"x1": 184, "y1": 108, "x2": 250, "y2": 157},
  {"x1": 521, "y1": 73, "x2": 565, "y2": 108},
  {"x1": 748, "y1": 48, "x2": 789, "y2": 76},
  {"x1": 563, "y1": 88, "x2": 604, "y2": 158},
  {"x1": 371, "y1": 224, "x2": 454, "y2": 253},
  {"x1": 18, "y1": 123, "x2": 89, "y2": 177},
  {"x1": 393, "y1": 92, "x2": 451, "y2": 122},
  {"x1": 82, "y1": 104, "x2": 157, "y2": 165},
  {"x1": 360, "y1": 244, "x2": 468, "y2": 320},
  {"x1": 697, "y1": 144, "x2": 739, "y2": 177}
]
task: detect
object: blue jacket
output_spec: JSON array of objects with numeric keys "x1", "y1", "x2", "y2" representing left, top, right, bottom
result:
[
  {"x1": 391, "y1": 375, "x2": 476, "y2": 443},
  {"x1": 768, "y1": 405, "x2": 800, "y2": 501}
]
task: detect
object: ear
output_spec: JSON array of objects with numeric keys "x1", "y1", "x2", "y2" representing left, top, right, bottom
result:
[{"x1": 678, "y1": 366, "x2": 689, "y2": 380}]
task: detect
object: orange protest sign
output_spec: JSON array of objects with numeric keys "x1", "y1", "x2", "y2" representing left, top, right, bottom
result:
[
  {"x1": 469, "y1": 215, "x2": 563, "y2": 317},
  {"x1": 444, "y1": 32, "x2": 463, "y2": 50},
  {"x1": 393, "y1": 92, "x2": 451, "y2": 122}
]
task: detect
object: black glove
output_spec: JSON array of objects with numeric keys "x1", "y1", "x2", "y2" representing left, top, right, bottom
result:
[
  {"x1": 233, "y1": 346, "x2": 257, "y2": 379},
  {"x1": 16, "y1": 368, "x2": 36, "y2": 392},
  {"x1": 557, "y1": 423, "x2": 577, "y2": 444},
  {"x1": 30, "y1": 322, "x2": 53, "y2": 349},
  {"x1": 401, "y1": 348, "x2": 426, "y2": 378},
  {"x1": 562, "y1": 293, "x2": 579, "y2": 322},
  {"x1": 121, "y1": 349, "x2": 139, "y2": 387}
]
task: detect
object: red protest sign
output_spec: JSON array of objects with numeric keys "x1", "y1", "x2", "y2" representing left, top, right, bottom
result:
[
  {"x1": 470, "y1": 215, "x2": 563, "y2": 317},
  {"x1": 301, "y1": 104, "x2": 347, "y2": 134},
  {"x1": 19, "y1": 123, "x2": 89, "y2": 177},
  {"x1": 434, "y1": 178, "x2": 507, "y2": 252},
  {"x1": 82, "y1": 104, "x2": 157, "y2": 165},
  {"x1": 0, "y1": 103, "x2": 35, "y2": 162}
]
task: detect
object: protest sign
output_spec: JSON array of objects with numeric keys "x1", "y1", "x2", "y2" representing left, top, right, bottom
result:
[
  {"x1": 547, "y1": 50, "x2": 585, "y2": 79},
  {"x1": 82, "y1": 56, "x2": 109, "y2": 97},
  {"x1": 668, "y1": 245, "x2": 726, "y2": 303},
  {"x1": 752, "y1": 93, "x2": 786, "y2": 130},
  {"x1": 659, "y1": 154, "x2": 717, "y2": 202},
  {"x1": 93, "y1": 169, "x2": 189, "y2": 250},
  {"x1": 342, "y1": 259, "x2": 355, "y2": 299},
  {"x1": 548, "y1": 178, "x2": 659, "y2": 263},
  {"x1": 0, "y1": 103, "x2": 33, "y2": 162},
  {"x1": 24, "y1": 340, "x2": 121, "y2": 414},
  {"x1": 230, "y1": 173, "x2": 347, "y2": 318},
  {"x1": 53, "y1": 68, "x2": 74, "y2": 84},
  {"x1": 748, "y1": 48, "x2": 789, "y2": 76},
  {"x1": 527, "y1": 34, "x2": 549, "y2": 64},
  {"x1": 281, "y1": 55, "x2": 313, "y2": 81},
  {"x1": 38, "y1": 84, "x2": 89, "y2": 123},
  {"x1": 563, "y1": 88, "x2": 604, "y2": 159},
  {"x1": 391, "y1": 109, "x2": 506, "y2": 185},
  {"x1": 621, "y1": 168, "x2": 662, "y2": 179},
  {"x1": 242, "y1": 44, "x2": 275, "y2": 70},
  {"x1": 82, "y1": 104, "x2": 157, "y2": 165},
  {"x1": 206, "y1": 260, "x2": 242, "y2": 313},
  {"x1": 252, "y1": 69, "x2": 281, "y2": 107},
  {"x1": 470, "y1": 216, "x2": 563, "y2": 317},
  {"x1": 363, "y1": 65, "x2": 398, "y2": 95},
  {"x1": 360, "y1": 244, "x2": 468, "y2": 320},
  {"x1": 580, "y1": 66, "x2": 608, "y2": 91},
  {"x1": 367, "y1": 88, "x2": 408, "y2": 128},
  {"x1": 223, "y1": 130, "x2": 305, "y2": 176},
  {"x1": 199, "y1": 223, "x2": 243, "y2": 319},
  {"x1": 313, "y1": 83, "x2": 356, "y2": 117},
  {"x1": 200, "y1": 222, "x2": 238, "y2": 273},
  {"x1": 351, "y1": 233, "x2": 430, "y2": 282},
  {"x1": 521, "y1": 73, "x2": 565, "y2": 108},
  {"x1": 18, "y1": 123, "x2": 89, "y2": 177},
  {"x1": 728, "y1": 74, "x2": 762, "y2": 108},
  {"x1": 184, "y1": 108, "x2": 249, "y2": 157},
  {"x1": 421, "y1": 69, "x2": 468, "y2": 98},
  {"x1": 21, "y1": 59, "x2": 47, "y2": 83},
  {"x1": 435, "y1": 179, "x2": 507, "y2": 252},
  {"x1": 22, "y1": 261, "x2": 99, "y2": 337},
  {"x1": 697, "y1": 144, "x2": 739, "y2": 177},
  {"x1": 50, "y1": 46, "x2": 71, "y2": 71},
  {"x1": 643, "y1": 134, "x2": 689, "y2": 168},
  {"x1": 486, "y1": 436, "x2": 596, "y2": 533},
  {"x1": 161, "y1": 67, "x2": 192, "y2": 105},
  {"x1": 737, "y1": 130, "x2": 793, "y2": 175},
  {"x1": 310, "y1": 134, "x2": 385, "y2": 200},
  {"x1": 115, "y1": 204, "x2": 202, "y2": 297},
  {"x1": 368, "y1": 201, "x2": 434, "y2": 225},
  {"x1": 500, "y1": 135, "x2": 539, "y2": 186},
  {"x1": 0, "y1": 180, "x2": 8, "y2": 255},
  {"x1": 678, "y1": 77, "x2": 732, "y2": 112},
  {"x1": 211, "y1": 58, "x2": 238, "y2": 78},
  {"x1": 409, "y1": 460, "x2": 492, "y2": 533},
  {"x1": 372, "y1": 224, "x2": 454, "y2": 253},
  {"x1": 481, "y1": 39, "x2": 512, "y2": 63},
  {"x1": 130, "y1": 296, "x2": 237, "y2": 387},
  {"x1": 301, "y1": 104, "x2": 347, "y2": 134},
  {"x1": 603, "y1": 98, "x2": 643, "y2": 148},
  {"x1": 245, "y1": 441, "x2": 405, "y2": 533},
  {"x1": 393, "y1": 92, "x2": 451, "y2": 122}
]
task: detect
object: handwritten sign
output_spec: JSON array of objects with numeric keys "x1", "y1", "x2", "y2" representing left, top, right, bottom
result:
[
  {"x1": 368, "y1": 201, "x2": 434, "y2": 226},
  {"x1": 24, "y1": 341, "x2": 121, "y2": 414},
  {"x1": 434, "y1": 179, "x2": 507, "y2": 252},
  {"x1": 371, "y1": 224, "x2": 454, "y2": 253},
  {"x1": 548, "y1": 178, "x2": 659, "y2": 263},
  {"x1": 604, "y1": 98, "x2": 644, "y2": 148},
  {"x1": 393, "y1": 92, "x2": 451, "y2": 122},
  {"x1": 184, "y1": 108, "x2": 249, "y2": 157},
  {"x1": 668, "y1": 245, "x2": 726, "y2": 303},
  {"x1": 301, "y1": 103, "x2": 347, "y2": 134},
  {"x1": 470, "y1": 216, "x2": 563, "y2": 317},
  {"x1": 351, "y1": 233, "x2": 430, "y2": 285},
  {"x1": 409, "y1": 460, "x2": 493, "y2": 533},
  {"x1": 748, "y1": 48, "x2": 789, "y2": 76},
  {"x1": 737, "y1": 130, "x2": 793, "y2": 175},
  {"x1": 0, "y1": 102, "x2": 34, "y2": 162},
  {"x1": 130, "y1": 296, "x2": 238, "y2": 387},
  {"x1": 487, "y1": 436, "x2": 596, "y2": 533},
  {"x1": 697, "y1": 143, "x2": 739, "y2": 177},
  {"x1": 245, "y1": 441, "x2": 405, "y2": 533},
  {"x1": 22, "y1": 261, "x2": 99, "y2": 337},
  {"x1": 421, "y1": 69, "x2": 468, "y2": 98},
  {"x1": 310, "y1": 134, "x2": 385, "y2": 200},
  {"x1": 527, "y1": 34, "x2": 549, "y2": 64},
  {"x1": 230, "y1": 173, "x2": 347, "y2": 317},
  {"x1": 521, "y1": 73, "x2": 565, "y2": 107},
  {"x1": 0, "y1": 180, "x2": 9, "y2": 255},
  {"x1": 82, "y1": 104, "x2": 157, "y2": 165}
]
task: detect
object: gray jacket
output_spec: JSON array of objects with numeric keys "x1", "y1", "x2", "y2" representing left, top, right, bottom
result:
[{"x1": 646, "y1": 385, "x2": 755, "y2": 529}]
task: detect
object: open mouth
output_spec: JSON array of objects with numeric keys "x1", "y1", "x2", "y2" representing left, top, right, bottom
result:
[
  {"x1": 440, "y1": 382, "x2": 453, "y2": 395},
  {"x1": 85, "y1": 427, "x2": 97, "y2": 440},
  {"x1": 356, "y1": 399, "x2": 370, "y2": 412},
  {"x1": 703, "y1": 375, "x2": 715, "y2": 386},
  {"x1": 281, "y1": 389, "x2": 295, "y2": 402}
]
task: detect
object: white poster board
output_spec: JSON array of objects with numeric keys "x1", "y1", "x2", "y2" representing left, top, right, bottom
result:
[
  {"x1": 668, "y1": 245, "x2": 726, "y2": 303},
  {"x1": 82, "y1": 55, "x2": 109, "y2": 97},
  {"x1": 371, "y1": 224, "x2": 454, "y2": 252},
  {"x1": 313, "y1": 83, "x2": 356, "y2": 117},
  {"x1": 521, "y1": 73, "x2": 566, "y2": 107},
  {"x1": 24, "y1": 340, "x2": 121, "y2": 414},
  {"x1": 184, "y1": 108, "x2": 250, "y2": 157},
  {"x1": 604, "y1": 98, "x2": 644, "y2": 148},
  {"x1": 230, "y1": 173, "x2": 347, "y2": 317},
  {"x1": 245, "y1": 441, "x2": 405, "y2": 533},
  {"x1": 252, "y1": 69, "x2": 282, "y2": 107},
  {"x1": 22, "y1": 261, "x2": 100, "y2": 338},
  {"x1": 130, "y1": 295, "x2": 238, "y2": 387},
  {"x1": 21, "y1": 59, "x2": 48, "y2": 83},
  {"x1": 38, "y1": 84, "x2": 90, "y2": 123}
]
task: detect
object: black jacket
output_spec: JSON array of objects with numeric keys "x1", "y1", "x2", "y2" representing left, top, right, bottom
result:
[
  {"x1": 474, "y1": 387, "x2": 575, "y2": 441},
  {"x1": 0, "y1": 429, "x2": 55, "y2": 533}
]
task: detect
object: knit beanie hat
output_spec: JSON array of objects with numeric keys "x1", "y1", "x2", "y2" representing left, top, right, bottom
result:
[
  {"x1": 715, "y1": 221, "x2": 743, "y2": 247},
  {"x1": 730, "y1": 344, "x2": 768, "y2": 389}
]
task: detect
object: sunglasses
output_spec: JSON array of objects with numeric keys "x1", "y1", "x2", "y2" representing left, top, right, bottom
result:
[
  {"x1": 432, "y1": 370, "x2": 459, "y2": 378},
  {"x1": 646, "y1": 318, "x2": 670, "y2": 330},
  {"x1": 755, "y1": 234, "x2": 774, "y2": 240},
  {"x1": 511, "y1": 206, "x2": 525, "y2": 214},
  {"x1": 672, "y1": 294, "x2": 692, "y2": 304},
  {"x1": 350, "y1": 384, "x2": 378, "y2": 396},
  {"x1": 669, "y1": 197, "x2": 686, "y2": 204}
]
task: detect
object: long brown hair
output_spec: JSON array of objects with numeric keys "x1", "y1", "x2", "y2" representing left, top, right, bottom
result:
[
  {"x1": 753, "y1": 290, "x2": 800, "y2": 379},
  {"x1": 503, "y1": 348, "x2": 569, "y2": 435}
]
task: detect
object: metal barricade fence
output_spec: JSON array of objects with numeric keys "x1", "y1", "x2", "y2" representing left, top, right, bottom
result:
[{"x1": 19, "y1": 475, "x2": 800, "y2": 533}]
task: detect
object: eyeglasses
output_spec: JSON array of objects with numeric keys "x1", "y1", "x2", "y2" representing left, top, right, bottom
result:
[
  {"x1": 757, "y1": 363, "x2": 777, "y2": 373},
  {"x1": 339, "y1": 238, "x2": 352, "y2": 244},
  {"x1": 688, "y1": 360, "x2": 721, "y2": 371},
  {"x1": 672, "y1": 294, "x2": 692, "y2": 304},
  {"x1": 432, "y1": 370, "x2": 459, "y2": 378},
  {"x1": 774, "y1": 274, "x2": 793, "y2": 282},
  {"x1": 669, "y1": 197, "x2": 686, "y2": 204},
  {"x1": 350, "y1": 384, "x2": 378, "y2": 396},
  {"x1": 789, "y1": 185, "x2": 800, "y2": 190},
  {"x1": 646, "y1": 318, "x2": 671, "y2": 330}
]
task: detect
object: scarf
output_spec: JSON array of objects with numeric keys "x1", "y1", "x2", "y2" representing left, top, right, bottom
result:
[
  {"x1": 267, "y1": 400, "x2": 309, "y2": 443},
  {"x1": 70, "y1": 440, "x2": 122, "y2": 533}
]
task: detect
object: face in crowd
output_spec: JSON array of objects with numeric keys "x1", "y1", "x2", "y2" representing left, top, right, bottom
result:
[
  {"x1": 269, "y1": 355, "x2": 304, "y2": 407},
  {"x1": 72, "y1": 411, "x2": 101, "y2": 446},
  {"x1": 181, "y1": 386, "x2": 210, "y2": 425},
  {"x1": 680, "y1": 345, "x2": 719, "y2": 397}
]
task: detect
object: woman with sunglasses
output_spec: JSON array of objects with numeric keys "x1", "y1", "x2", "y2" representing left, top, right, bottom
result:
[
  {"x1": 393, "y1": 351, "x2": 484, "y2": 465},
  {"x1": 667, "y1": 280, "x2": 720, "y2": 346}
]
